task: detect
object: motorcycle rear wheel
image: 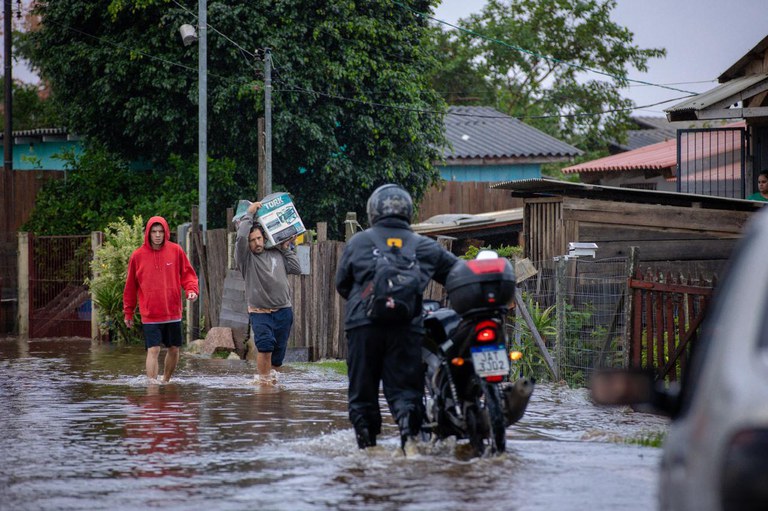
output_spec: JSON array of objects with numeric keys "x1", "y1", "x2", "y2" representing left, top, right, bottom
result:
[
  {"x1": 465, "y1": 403, "x2": 486, "y2": 456},
  {"x1": 482, "y1": 381, "x2": 507, "y2": 454}
]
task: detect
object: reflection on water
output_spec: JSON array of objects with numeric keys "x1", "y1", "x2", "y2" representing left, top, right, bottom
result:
[{"x1": 0, "y1": 338, "x2": 667, "y2": 511}]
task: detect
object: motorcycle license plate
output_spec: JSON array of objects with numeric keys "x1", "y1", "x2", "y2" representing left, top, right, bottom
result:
[{"x1": 470, "y1": 344, "x2": 510, "y2": 377}]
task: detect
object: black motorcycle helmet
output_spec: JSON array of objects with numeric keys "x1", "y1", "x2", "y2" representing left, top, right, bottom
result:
[{"x1": 366, "y1": 184, "x2": 414, "y2": 225}]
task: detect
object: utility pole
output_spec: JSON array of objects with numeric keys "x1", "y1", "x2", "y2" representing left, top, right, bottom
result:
[
  {"x1": 198, "y1": 0, "x2": 207, "y2": 234},
  {"x1": 263, "y1": 47, "x2": 272, "y2": 197},
  {"x1": 3, "y1": 0, "x2": 13, "y2": 233}
]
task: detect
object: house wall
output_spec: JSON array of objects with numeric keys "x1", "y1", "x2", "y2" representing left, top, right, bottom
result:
[
  {"x1": 1, "y1": 139, "x2": 83, "y2": 171},
  {"x1": 583, "y1": 171, "x2": 677, "y2": 192},
  {"x1": 438, "y1": 163, "x2": 540, "y2": 182},
  {"x1": 742, "y1": 51, "x2": 768, "y2": 76},
  {"x1": 524, "y1": 197, "x2": 755, "y2": 272}
]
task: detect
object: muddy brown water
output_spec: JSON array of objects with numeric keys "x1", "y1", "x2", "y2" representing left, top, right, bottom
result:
[{"x1": 0, "y1": 338, "x2": 668, "y2": 511}]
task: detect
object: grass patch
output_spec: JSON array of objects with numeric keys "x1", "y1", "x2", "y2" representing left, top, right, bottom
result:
[
  {"x1": 625, "y1": 431, "x2": 666, "y2": 448},
  {"x1": 293, "y1": 359, "x2": 347, "y2": 376}
]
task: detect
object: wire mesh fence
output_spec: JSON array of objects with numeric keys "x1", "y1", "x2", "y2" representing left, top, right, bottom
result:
[
  {"x1": 511, "y1": 256, "x2": 630, "y2": 386},
  {"x1": 28, "y1": 235, "x2": 92, "y2": 338}
]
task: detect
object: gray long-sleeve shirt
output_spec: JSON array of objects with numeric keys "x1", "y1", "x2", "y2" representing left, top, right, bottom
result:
[{"x1": 235, "y1": 216, "x2": 301, "y2": 310}]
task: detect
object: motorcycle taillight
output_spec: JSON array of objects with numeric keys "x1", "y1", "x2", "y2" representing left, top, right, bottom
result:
[
  {"x1": 475, "y1": 320, "x2": 498, "y2": 342},
  {"x1": 466, "y1": 258, "x2": 507, "y2": 275}
]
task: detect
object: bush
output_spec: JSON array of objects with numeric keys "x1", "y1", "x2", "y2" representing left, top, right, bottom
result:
[{"x1": 86, "y1": 216, "x2": 145, "y2": 343}]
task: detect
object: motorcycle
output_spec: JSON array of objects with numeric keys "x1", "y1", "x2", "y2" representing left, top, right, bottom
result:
[{"x1": 422, "y1": 250, "x2": 535, "y2": 456}]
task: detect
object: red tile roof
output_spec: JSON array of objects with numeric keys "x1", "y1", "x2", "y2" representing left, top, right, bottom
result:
[{"x1": 563, "y1": 121, "x2": 745, "y2": 174}]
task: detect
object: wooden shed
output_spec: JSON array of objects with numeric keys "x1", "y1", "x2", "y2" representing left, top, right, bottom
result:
[{"x1": 493, "y1": 178, "x2": 763, "y2": 272}]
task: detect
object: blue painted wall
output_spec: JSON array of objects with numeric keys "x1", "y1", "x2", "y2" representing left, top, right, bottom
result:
[
  {"x1": 437, "y1": 163, "x2": 541, "y2": 182},
  {"x1": 0, "y1": 139, "x2": 83, "y2": 170}
]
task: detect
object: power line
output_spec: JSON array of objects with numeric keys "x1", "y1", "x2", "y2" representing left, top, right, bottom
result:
[
  {"x1": 45, "y1": 14, "x2": 684, "y2": 124},
  {"x1": 393, "y1": 1, "x2": 698, "y2": 97},
  {"x1": 273, "y1": 76, "x2": 689, "y2": 120},
  {"x1": 169, "y1": 0, "x2": 261, "y2": 74}
]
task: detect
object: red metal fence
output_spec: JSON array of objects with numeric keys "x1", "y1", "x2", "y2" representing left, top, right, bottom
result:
[
  {"x1": 629, "y1": 270, "x2": 714, "y2": 382},
  {"x1": 28, "y1": 235, "x2": 92, "y2": 338},
  {"x1": 0, "y1": 232, "x2": 16, "y2": 334}
]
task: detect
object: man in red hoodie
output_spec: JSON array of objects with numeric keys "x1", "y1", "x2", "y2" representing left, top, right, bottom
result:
[{"x1": 123, "y1": 216, "x2": 199, "y2": 384}]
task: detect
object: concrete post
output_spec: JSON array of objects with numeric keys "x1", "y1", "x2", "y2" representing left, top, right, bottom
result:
[
  {"x1": 17, "y1": 232, "x2": 29, "y2": 337},
  {"x1": 90, "y1": 231, "x2": 103, "y2": 340}
]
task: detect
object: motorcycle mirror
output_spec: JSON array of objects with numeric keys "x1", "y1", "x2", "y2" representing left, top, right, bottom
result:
[{"x1": 476, "y1": 250, "x2": 499, "y2": 260}]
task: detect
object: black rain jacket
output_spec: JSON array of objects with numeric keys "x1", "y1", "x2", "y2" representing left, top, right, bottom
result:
[{"x1": 335, "y1": 216, "x2": 459, "y2": 332}]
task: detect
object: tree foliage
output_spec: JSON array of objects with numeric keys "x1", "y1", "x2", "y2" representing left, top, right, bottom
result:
[
  {"x1": 26, "y1": 0, "x2": 446, "y2": 236},
  {"x1": 22, "y1": 144, "x2": 250, "y2": 234},
  {"x1": 428, "y1": 0, "x2": 666, "y2": 154},
  {"x1": 0, "y1": 76, "x2": 60, "y2": 130},
  {"x1": 86, "y1": 215, "x2": 146, "y2": 343}
]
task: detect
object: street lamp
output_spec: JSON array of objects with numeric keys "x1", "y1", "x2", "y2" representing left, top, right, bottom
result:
[{"x1": 178, "y1": 0, "x2": 207, "y2": 235}]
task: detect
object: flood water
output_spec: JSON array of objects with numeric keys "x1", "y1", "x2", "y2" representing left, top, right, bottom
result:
[{"x1": 0, "y1": 338, "x2": 669, "y2": 511}]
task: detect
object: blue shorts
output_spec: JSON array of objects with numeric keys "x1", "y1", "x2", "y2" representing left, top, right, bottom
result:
[
  {"x1": 249, "y1": 307, "x2": 294, "y2": 367},
  {"x1": 143, "y1": 322, "x2": 183, "y2": 349}
]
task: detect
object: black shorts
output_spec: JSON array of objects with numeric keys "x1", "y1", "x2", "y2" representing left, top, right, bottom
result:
[{"x1": 143, "y1": 322, "x2": 183, "y2": 349}]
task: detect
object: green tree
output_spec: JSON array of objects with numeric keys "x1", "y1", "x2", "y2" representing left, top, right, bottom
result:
[
  {"x1": 25, "y1": 0, "x2": 446, "y2": 236},
  {"x1": 427, "y1": 0, "x2": 665, "y2": 154},
  {"x1": 22, "y1": 144, "x2": 251, "y2": 234},
  {"x1": 0, "y1": 77, "x2": 60, "y2": 130}
]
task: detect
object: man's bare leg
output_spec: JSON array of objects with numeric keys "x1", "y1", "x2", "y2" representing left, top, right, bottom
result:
[
  {"x1": 256, "y1": 351, "x2": 274, "y2": 385},
  {"x1": 163, "y1": 346, "x2": 180, "y2": 383},
  {"x1": 146, "y1": 346, "x2": 161, "y2": 382}
]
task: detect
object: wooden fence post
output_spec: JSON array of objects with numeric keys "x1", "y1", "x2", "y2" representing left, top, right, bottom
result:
[
  {"x1": 554, "y1": 256, "x2": 568, "y2": 380},
  {"x1": 623, "y1": 247, "x2": 639, "y2": 369},
  {"x1": 17, "y1": 232, "x2": 29, "y2": 337},
  {"x1": 316, "y1": 222, "x2": 327, "y2": 242}
]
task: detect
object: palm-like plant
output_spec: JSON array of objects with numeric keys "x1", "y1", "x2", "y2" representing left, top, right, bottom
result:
[{"x1": 86, "y1": 216, "x2": 144, "y2": 343}]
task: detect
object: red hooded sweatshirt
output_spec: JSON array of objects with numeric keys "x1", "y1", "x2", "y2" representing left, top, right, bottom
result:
[{"x1": 123, "y1": 216, "x2": 199, "y2": 324}]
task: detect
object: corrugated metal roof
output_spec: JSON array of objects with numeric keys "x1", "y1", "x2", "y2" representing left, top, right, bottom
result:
[
  {"x1": 665, "y1": 74, "x2": 768, "y2": 115},
  {"x1": 412, "y1": 208, "x2": 523, "y2": 236},
  {"x1": 611, "y1": 128, "x2": 677, "y2": 152},
  {"x1": 491, "y1": 177, "x2": 762, "y2": 210},
  {"x1": 443, "y1": 106, "x2": 582, "y2": 161},
  {"x1": 0, "y1": 127, "x2": 68, "y2": 139},
  {"x1": 609, "y1": 117, "x2": 731, "y2": 152}
]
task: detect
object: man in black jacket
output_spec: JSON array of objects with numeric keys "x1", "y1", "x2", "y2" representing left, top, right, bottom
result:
[{"x1": 335, "y1": 184, "x2": 458, "y2": 451}]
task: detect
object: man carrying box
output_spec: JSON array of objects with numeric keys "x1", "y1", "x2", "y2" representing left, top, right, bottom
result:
[{"x1": 235, "y1": 200, "x2": 302, "y2": 385}]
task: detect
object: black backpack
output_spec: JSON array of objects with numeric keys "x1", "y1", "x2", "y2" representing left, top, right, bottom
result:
[{"x1": 362, "y1": 235, "x2": 422, "y2": 323}]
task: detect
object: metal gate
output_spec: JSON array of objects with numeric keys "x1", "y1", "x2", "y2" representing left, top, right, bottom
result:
[
  {"x1": 0, "y1": 232, "x2": 17, "y2": 334},
  {"x1": 676, "y1": 127, "x2": 747, "y2": 198},
  {"x1": 28, "y1": 235, "x2": 92, "y2": 338},
  {"x1": 629, "y1": 271, "x2": 713, "y2": 382}
]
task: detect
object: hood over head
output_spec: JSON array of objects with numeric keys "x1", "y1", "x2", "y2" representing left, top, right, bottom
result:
[{"x1": 144, "y1": 216, "x2": 171, "y2": 247}]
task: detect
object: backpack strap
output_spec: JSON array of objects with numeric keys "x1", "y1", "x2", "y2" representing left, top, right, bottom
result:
[{"x1": 369, "y1": 230, "x2": 416, "y2": 258}]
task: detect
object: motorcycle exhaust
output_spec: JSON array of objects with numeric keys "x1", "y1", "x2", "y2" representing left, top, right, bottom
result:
[{"x1": 501, "y1": 377, "x2": 535, "y2": 426}]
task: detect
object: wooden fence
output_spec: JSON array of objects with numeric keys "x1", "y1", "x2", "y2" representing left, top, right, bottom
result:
[
  {"x1": 199, "y1": 227, "x2": 449, "y2": 361},
  {"x1": 417, "y1": 181, "x2": 523, "y2": 221}
]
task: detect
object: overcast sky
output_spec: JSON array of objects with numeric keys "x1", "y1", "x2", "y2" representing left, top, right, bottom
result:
[{"x1": 434, "y1": 0, "x2": 767, "y2": 117}]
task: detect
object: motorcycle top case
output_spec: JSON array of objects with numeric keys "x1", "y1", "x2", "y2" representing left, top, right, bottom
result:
[{"x1": 445, "y1": 258, "x2": 516, "y2": 315}]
